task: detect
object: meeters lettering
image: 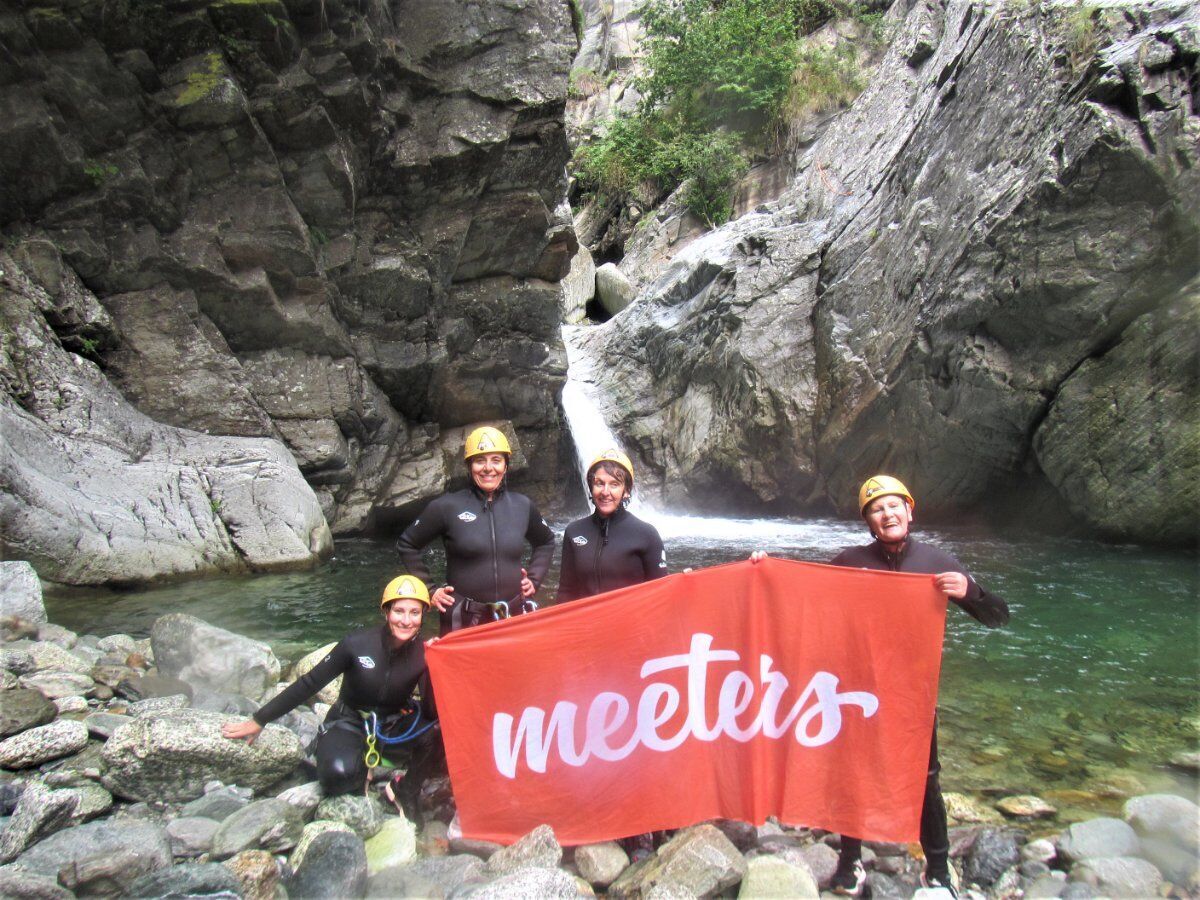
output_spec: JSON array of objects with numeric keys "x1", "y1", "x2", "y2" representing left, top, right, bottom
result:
[{"x1": 493, "y1": 633, "x2": 879, "y2": 778}]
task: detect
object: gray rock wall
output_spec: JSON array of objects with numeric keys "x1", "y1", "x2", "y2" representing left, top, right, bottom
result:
[
  {"x1": 0, "y1": 0, "x2": 579, "y2": 578},
  {"x1": 576, "y1": 0, "x2": 1199, "y2": 544}
]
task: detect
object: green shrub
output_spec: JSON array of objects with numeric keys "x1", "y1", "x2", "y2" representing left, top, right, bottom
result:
[{"x1": 572, "y1": 0, "x2": 850, "y2": 227}]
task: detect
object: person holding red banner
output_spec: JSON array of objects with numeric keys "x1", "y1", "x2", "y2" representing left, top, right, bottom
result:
[
  {"x1": 826, "y1": 475, "x2": 1010, "y2": 898},
  {"x1": 557, "y1": 449, "x2": 668, "y2": 603},
  {"x1": 398, "y1": 425, "x2": 555, "y2": 635},
  {"x1": 221, "y1": 575, "x2": 443, "y2": 823},
  {"x1": 557, "y1": 448, "x2": 668, "y2": 860}
]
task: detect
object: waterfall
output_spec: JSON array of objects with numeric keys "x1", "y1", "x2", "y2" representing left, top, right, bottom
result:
[
  {"x1": 560, "y1": 323, "x2": 863, "y2": 551},
  {"x1": 560, "y1": 324, "x2": 645, "y2": 510}
]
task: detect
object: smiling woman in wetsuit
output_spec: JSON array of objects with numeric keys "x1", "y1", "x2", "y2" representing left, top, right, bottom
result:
[
  {"x1": 557, "y1": 449, "x2": 668, "y2": 604},
  {"x1": 398, "y1": 426, "x2": 555, "y2": 635},
  {"x1": 221, "y1": 576, "x2": 441, "y2": 820}
]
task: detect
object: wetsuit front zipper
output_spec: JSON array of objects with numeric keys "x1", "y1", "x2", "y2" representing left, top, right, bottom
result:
[
  {"x1": 376, "y1": 628, "x2": 397, "y2": 711},
  {"x1": 486, "y1": 497, "x2": 500, "y2": 602},
  {"x1": 593, "y1": 515, "x2": 609, "y2": 595}
]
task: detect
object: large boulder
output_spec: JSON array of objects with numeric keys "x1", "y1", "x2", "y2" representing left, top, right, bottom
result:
[
  {"x1": 0, "y1": 781, "x2": 80, "y2": 864},
  {"x1": 13, "y1": 819, "x2": 172, "y2": 895},
  {"x1": 0, "y1": 562, "x2": 46, "y2": 625},
  {"x1": 100, "y1": 709, "x2": 303, "y2": 801},
  {"x1": 288, "y1": 642, "x2": 340, "y2": 705},
  {"x1": 1070, "y1": 856, "x2": 1164, "y2": 898},
  {"x1": 1123, "y1": 793, "x2": 1199, "y2": 852},
  {"x1": 608, "y1": 824, "x2": 747, "y2": 898},
  {"x1": 1059, "y1": 817, "x2": 1142, "y2": 863},
  {"x1": 738, "y1": 855, "x2": 819, "y2": 898},
  {"x1": 0, "y1": 256, "x2": 334, "y2": 586},
  {"x1": 285, "y1": 829, "x2": 368, "y2": 899},
  {"x1": 151, "y1": 614, "x2": 280, "y2": 701},
  {"x1": 0, "y1": 720, "x2": 89, "y2": 769}
]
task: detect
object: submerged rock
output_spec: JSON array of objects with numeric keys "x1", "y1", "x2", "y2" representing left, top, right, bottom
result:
[
  {"x1": 100, "y1": 709, "x2": 302, "y2": 801},
  {"x1": 151, "y1": 614, "x2": 280, "y2": 701},
  {"x1": 1058, "y1": 818, "x2": 1141, "y2": 863}
]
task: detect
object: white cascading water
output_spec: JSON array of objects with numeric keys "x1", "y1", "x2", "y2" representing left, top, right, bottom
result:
[{"x1": 560, "y1": 324, "x2": 863, "y2": 554}]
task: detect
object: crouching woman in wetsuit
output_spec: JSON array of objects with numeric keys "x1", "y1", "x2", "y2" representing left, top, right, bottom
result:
[
  {"x1": 557, "y1": 449, "x2": 667, "y2": 603},
  {"x1": 221, "y1": 575, "x2": 442, "y2": 820},
  {"x1": 398, "y1": 425, "x2": 555, "y2": 634}
]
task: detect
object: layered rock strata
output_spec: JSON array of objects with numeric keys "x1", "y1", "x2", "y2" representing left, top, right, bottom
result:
[
  {"x1": 573, "y1": 0, "x2": 1199, "y2": 543},
  {"x1": 0, "y1": 0, "x2": 579, "y2": 583}
]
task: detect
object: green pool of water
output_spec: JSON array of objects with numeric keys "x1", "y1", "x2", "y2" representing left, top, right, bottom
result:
[{"x1": 45, "y1": 517, "x2": 1198, "y2": 826}]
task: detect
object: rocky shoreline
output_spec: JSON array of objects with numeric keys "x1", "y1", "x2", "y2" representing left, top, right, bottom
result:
[{"x1": 0, "y1": 560, "x2": 1195, "y2": 899}]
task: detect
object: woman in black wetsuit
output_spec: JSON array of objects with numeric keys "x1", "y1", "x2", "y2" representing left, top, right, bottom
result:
[
  {"x1": 557, "y1": 449, "x2": 668, "y2": 603},
  {"x1": 557, "y1": 448, "x2": 668, "y2": 860},
  {"x1": 398, "y1": 426, "x2": 555, "y2": 634},
  {"x1": 222, "y1": 575, "x2": 442, "y2": 821}
]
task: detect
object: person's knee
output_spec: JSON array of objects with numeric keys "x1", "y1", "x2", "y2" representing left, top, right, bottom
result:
[{"x1": 318, "y1": 752, "x2": 365, "y2": 796}]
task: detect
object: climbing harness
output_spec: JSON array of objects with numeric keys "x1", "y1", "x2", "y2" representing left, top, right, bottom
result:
[{"x1": 361, "y1": 708, "x2": 436, "y2": 770}]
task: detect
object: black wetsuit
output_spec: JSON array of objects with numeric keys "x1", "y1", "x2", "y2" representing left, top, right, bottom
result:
[
  {"x1": 254, "y1": 625, "x2": 440, "y2": 799},
  {"x1": 397, "y1": 484, "x2": 555, "y2": 634},
  {"x1": 830, "y1": 536, "x2": 1009, "y2": 877},
  {"x1": 557, "y1": 506, "x2": 668, "y2": 602}
]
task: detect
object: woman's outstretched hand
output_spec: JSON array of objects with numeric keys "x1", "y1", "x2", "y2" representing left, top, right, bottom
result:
[{"x1": 221, "y1": 719, "x2": 263, "y2": 745}]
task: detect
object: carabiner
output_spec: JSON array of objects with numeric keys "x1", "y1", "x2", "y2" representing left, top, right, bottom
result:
[
  {"x1": 522, "y1": 599, "x2": 539, "y2": 615},
  {"x1": 489, "y1": 600, "x2": 510, "y2": 620},
  {"x1": 362, "y1": 711, "x2": 382, "y2": 768}
]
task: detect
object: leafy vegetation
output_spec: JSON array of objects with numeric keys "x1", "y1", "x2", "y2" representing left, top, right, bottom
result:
[
  {"x1": 84, "y1": 161, "x2": 119, "y2": 187},
  {"x1": 572, "y1": 0, "x2": 878, "y2": 227}
]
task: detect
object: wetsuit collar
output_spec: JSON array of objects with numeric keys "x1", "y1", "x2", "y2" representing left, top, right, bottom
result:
[
  {"x1": 874, "y1": 537, "x2": 912, "y2": 567},
  {"x1": 469, "y1": 479, "x2": 506, "y2": 506},
  {"x1": 591, "y1": 504, "x2": 628, "y2": 526}
]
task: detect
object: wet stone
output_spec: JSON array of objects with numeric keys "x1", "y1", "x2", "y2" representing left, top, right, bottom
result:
[
  {"x1": 167, "y1": 816, "x2": 221, "y2": 857},
  {"x1": 0, "y1": 863, "x2": 73, "y2": 899},
  {"x1": 180, "y1": 785, "x2": 252, "y2": 822},
  {"x1": 223, "y1": 849, "x2": 280, "y2": 900},
  {"x1": 286, "y1": 829, "x2": 368, "y2": 899},
  {"x1": 965, "y1": 828, "x2": 1020, "y2": 887},
  {"x1": 127, "y1": 861, "x2": 243, "y2": 899},
  {"x1": 314, "y1": 793, "x2": 383, "y2": 839},
  {"x1": 17, "y1": 672, "x2": 93, "y2": 700},
  {"x1": 0, "y1": 688, "x2": 56, "y2": 738},
  {"x1": 128, "y1": 694, "x2": 190, "y2": 717},
  {"x1": 83, "y1": 711, "x2": 132, "y2": 739},
  {"x1": 1058, "y1": 817, "x2": 1140, "y2": 863},
  {"x1": 210, "y1": 797, "x2": 304, "y2": 858},
  {"x1": 575, "y1": 840, "x2": 629, "y2": 888},
  {"x1": 485, "y1": 823, "x2": 561, "y2": 875},
  {"x1": 997, "y1": 794, "x2": 1057, "y2": 819},
  {"x1": 0, "y1": 719, "x2": 88, "y2": 769}
]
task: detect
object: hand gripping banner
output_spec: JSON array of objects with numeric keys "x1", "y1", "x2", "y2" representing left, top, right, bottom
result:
[{"x1": 426, "y1": 557, "x2": 946, "y2": 845}]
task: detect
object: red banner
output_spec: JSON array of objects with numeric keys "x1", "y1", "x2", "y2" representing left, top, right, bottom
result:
[{"x1": 426, "y1": 557, "x2": 945, "y2": 845}]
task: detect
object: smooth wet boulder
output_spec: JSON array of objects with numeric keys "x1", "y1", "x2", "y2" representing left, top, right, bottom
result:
[
  {"x1": 484, "y1": 823, "x2": 562, "y2": 875},
  {"x1": 127, "y1": 862, "x2": 243, "y2": 899},
  {"x1": 151, "y1": 614, "x2": 280, "y2": 701},
  {"x1": 276, "y1": 780, "x2": 324, "y2": 818},
  {"x1": 738, "y1": 854, "x2": 819, "y2": 898},
  {"x1": 0, "y1": 688, "x2": 56, "y2": 738},
  {"x1": 1124, "y1": 793, "x2": 1199, "y2": 853},
  {"x1": 575, "y1": 841, "x2": 629, "y2": 888},
  {"x1": 609, "y1": 824, "x2": 747, "y2": 898},
  {"x1": 997, "y1": 795, "x2": 1057, "y2": 819},
  {"x1": 364, "y1": 816, "x2": 418, "y2": 874},
  {"x1": 286, "y1": 829, "x2": 368, "y2": 899},
  {"x1": 1058, "y1": 817, "x2": 1141, "y2": 863},
  {"x1": 0, "y1": 562, "x2": 46, "y2": 625},
  {"x1": 210, "y1": 798, "x2": 304, "y2": 858},
  {"x1": 0, "y1": 781, "x2": 80, "y2": 863},
  {"x1": 13, "y1": 818, "x2": 172, "y2": 894},
  {"x1": 0, "y1": 720, "x2": 88, "y2": 769},
  {"x1": 101, "y1": 709, "x2": 302, "y2": 801},
  {"x1": 1071, "y1": 856, "x2": 1163, "y2": 898}
]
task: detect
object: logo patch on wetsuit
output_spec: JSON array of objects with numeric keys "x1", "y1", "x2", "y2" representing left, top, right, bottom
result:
[
  {"x1": 357, "y1": 656, "x2": 376, "y2": 669},
  {"x1": 572, "y1": 536, "x2": 588, "y2": 546},
  {"x1": 659, "y1": 549, "x2": 668, "y2": 568},
  {"x1": 458, "y1": 511, "x2": 477, "y2": 523}
]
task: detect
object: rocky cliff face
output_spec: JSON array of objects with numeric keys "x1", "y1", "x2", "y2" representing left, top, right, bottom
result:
[
  {"x1": 0, "y1": 0, "x2": 579, "y2": 582},
  {"x1": 573, "y1": 0, "x2": 1199, "y2": 544}
]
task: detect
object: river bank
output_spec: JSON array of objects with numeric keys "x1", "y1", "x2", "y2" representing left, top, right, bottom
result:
[{"x1": 3, "y1": 558, "x2": 1198, "y2": 898}]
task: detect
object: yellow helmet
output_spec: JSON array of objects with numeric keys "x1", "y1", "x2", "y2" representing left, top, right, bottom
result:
[
  {"x1": 858, "y1": 475, "x2": 915, "y2": 514},
  {"x1": 463, "y1": 426, "x2": 511, "y2": 460},
  {"x1": 380, "y1": 575, "x2": 431, "y2": 610},
  {"x1": 588, "y1": 448, "x2": 634, "y2": 483}
]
